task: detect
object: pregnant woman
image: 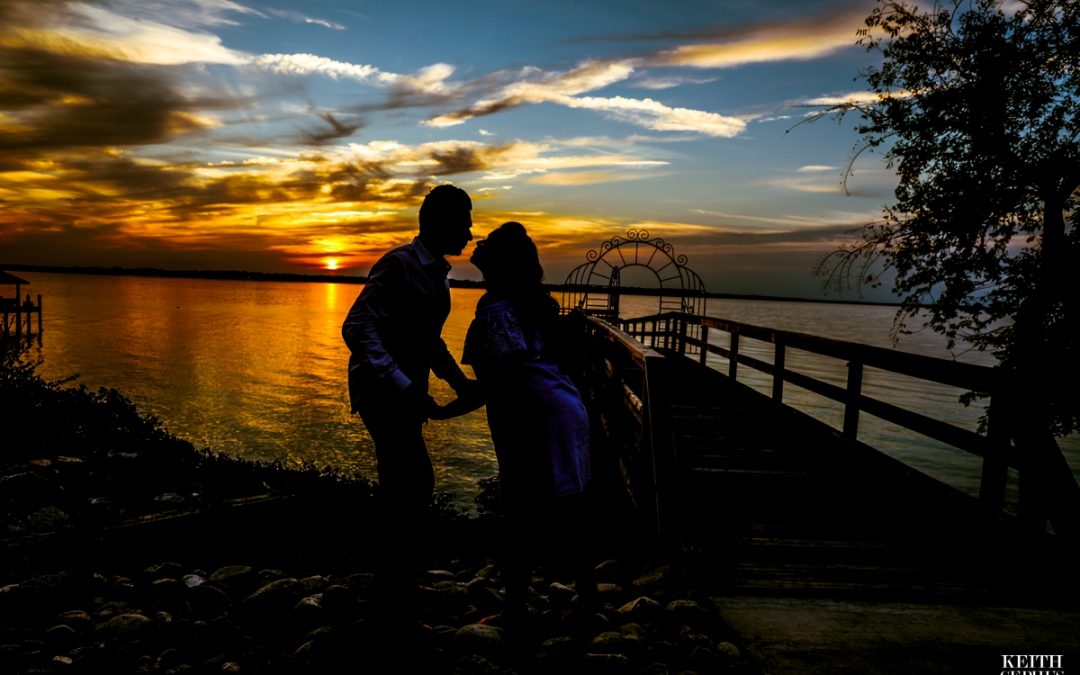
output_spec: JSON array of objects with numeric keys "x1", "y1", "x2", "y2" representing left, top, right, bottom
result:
[{"x1": 458, "y1": 221, "x2": 596, "y2": 626}]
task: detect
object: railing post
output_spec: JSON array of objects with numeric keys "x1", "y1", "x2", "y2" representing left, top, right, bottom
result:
[
  {"x1": 843, "y1": 360, "x2": 863, "y2": 439},
  {"x1": 978, "y1": 390, "x2": 1009, "y2": 512},
  {"x1": 643, "y1": 352, "x2": 676, "y2": 544},
  {"x1": 772, "y1": 338, "x2": 785, "y2": 402},
  {"x1": 699, "y1": 325, "x2": 709, "y2": 366},
  {"x1": 677, "y1": 316, "x2": 688, "y2": 356},
  {"x1": 729, "y1": 332, "x2": 739, "y2": 379}
]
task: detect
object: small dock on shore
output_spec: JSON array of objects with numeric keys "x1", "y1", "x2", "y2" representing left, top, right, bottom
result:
[
  {"x1": 1, "y1": 271, "x2": 42, "y2": 341},
  {"x1": 573, "y1": 310, "x2": 1080, "y2": 673}
]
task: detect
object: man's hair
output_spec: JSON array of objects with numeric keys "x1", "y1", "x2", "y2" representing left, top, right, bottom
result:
[{"x1": 418, "y1": 184, "x2": 471, "y2": 234}]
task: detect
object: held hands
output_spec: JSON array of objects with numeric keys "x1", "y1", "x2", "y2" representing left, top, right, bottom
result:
[
  {"x1": 401, "y1": 382, "x2": 440, "y2": 421},
  {"x1": 450, "y1": 377, "x2": 482, "y2": 401},
  {"x1": 428, "y1": 377, "x2": 485, "y2": 420}
]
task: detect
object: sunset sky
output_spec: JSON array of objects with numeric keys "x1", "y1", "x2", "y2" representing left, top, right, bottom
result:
[{"x1": 0, "y1": 0, "x2": 899, "y2": 299}]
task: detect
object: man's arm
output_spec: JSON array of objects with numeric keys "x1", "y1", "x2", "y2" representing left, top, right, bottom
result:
[
  {"x1": 341, "y1": 254, "x2": 412, "y2": 393},
  {"x1": 431, "y1": 338, "x2": 479, "y2": 398}
]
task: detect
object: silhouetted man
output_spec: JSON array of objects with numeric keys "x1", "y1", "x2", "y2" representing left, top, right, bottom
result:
[{"x1": 342, "y1": 184, "x2": 477, "y2": 627}]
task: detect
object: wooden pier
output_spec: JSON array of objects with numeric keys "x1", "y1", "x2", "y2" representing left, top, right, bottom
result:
[
  {"x1": 572, "y1": 311, "x2": 1080, "y2": 673},
  {"x1": 1, "y1": 271, "x2": 42, "y2": 341}
]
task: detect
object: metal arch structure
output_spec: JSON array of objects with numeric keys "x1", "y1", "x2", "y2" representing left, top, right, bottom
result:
[{"x1": 561, "y1": 229, "x2": 707, "y2": 321}]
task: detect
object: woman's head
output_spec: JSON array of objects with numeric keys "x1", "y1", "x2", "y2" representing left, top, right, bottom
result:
[{"x1": 471, "y1": 221, "x2": 544, "y2": 292}]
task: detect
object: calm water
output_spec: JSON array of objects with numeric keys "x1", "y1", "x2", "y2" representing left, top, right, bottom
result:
[{"x1": 21, "y1": 272, "x2": 1078, "y2": 512}]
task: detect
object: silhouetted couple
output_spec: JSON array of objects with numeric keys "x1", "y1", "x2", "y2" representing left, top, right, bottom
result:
[{"x1": 341, "y1": 185, "x2": 594, "y2": 638}]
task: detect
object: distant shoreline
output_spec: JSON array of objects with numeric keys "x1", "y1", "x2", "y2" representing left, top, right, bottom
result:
[{"x1": 1, "y1": 262, "x2": 904, "y2": 308}]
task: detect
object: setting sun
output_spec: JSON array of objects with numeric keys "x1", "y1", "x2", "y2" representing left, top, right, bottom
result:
[{"x1": 324, "y1": 258, "x2": 339, "y2": 271}]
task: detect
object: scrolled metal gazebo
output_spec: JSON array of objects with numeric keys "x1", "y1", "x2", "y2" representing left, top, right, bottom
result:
[{"x1": 560, "y1": 228, "x2": 707, "y2": 321}]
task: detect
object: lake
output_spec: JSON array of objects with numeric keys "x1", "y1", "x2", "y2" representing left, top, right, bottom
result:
[{"x1": 19, "y1": 272, "x2": 1078, "y2": 513}]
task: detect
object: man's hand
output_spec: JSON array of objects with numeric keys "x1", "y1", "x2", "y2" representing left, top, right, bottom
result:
[
  {"x1": 428, "y1": 392, "x2": 486, "y2": 420},
  {"x1": 400, "y1": 382, "x2": 439, "y2": 420},
  {"x1": 450, "y1": 377, "x2": 483, "y2": 401}
]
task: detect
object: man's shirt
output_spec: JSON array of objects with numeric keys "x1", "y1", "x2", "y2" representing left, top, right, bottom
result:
[{"x1": 342, "y1": 238, "x2": 466, "y2": 411}]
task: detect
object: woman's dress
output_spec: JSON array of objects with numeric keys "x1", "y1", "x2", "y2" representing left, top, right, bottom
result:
[{"x1": 462, "y1": 296, "x2": 590, "y2": 506}]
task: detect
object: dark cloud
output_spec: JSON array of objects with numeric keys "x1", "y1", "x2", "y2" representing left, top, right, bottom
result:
[
  {"x1": 0, "y1": 45, "x2": 223, "y2": 156},
  {"x1": 567, "y1": 3, "x2": 872, "y2": 44},
  {"x1": 298, "y1": 112, "x2": 364, "y2": 145},
  {"x1": 427, "y1": 143, "x2": 512, "y2": 176}
]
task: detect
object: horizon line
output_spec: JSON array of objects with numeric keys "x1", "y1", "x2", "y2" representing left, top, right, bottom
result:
[{"x1": 1, "y1": 262, "x2": 904, "y2": 308}]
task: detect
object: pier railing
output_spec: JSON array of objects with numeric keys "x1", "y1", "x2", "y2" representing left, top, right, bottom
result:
[
  {"x1": 572, "y1": 313, "x2": 677, "y2": 540},
  {"x1": 617, "y1": 312, "x2": 1015, "y2": 515},
  {"x1": 0, "y1": 294, "x2": 43, "y2": 341}
]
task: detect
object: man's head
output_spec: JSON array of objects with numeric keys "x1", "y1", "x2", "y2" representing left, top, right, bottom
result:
[{"x1": 418, "y1": 184, "x2": 473, "y2": 256}]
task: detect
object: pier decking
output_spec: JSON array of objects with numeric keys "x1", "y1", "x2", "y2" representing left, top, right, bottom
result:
[{"x1": 576, "y1": 311, "x2": 1080, "y2": 673}]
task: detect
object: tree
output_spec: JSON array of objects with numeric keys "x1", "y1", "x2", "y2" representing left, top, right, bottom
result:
[{"x1": 816, "y1": 0, "x2": 1080, "y2": 535}]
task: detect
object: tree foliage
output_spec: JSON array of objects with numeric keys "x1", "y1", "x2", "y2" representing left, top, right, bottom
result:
[{"x1": 819, "y1": 0, "x2": 1080, "y2": 438}]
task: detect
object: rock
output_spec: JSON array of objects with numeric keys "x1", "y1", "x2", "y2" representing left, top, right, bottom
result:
[
  {"x1": 208, "y1": 566, "x2": 256, "y2": 593},
  {"x1": 616, "y1": 596, "x2": 662, "y2": 621},
  {"x1": 187, "y1": 584, "x2": 230, "y2": 619},
  {"x1": 664, "y1": 599, "x2": 710, "y2": 626},
  {"x1": 425, "y1": 569, "x2": 456, "y2": 582},
  {"x1": 596, "y1": 582, "x2": 625, "y2": 603},
  {"x1": 55, "y1": 610, "x2": 92, "y2": 631},
  {"x1": 27, "y1": 506, "x2": 70, "y2": 532},
  {"x1": 319, "y1": 584, "x2": 356, "y2": 619},
  {"x1": 257, "y1": 568, "x2": 288, "y2": 582},
  {"x1": 538, "y1": 635, "x2": 579, "y2": 660},
  {"x1": 299, "y1": 576, "x2": 329, "y2": 594},
  {"x1": 293, "y1": 594, "x2": 324, "y2": 627},
  {"x1": 677, "y1": 628, "x2": 713, "y2": 649},
  {"x1": 475, "y1": 563, "x2": 499, "y2": 579},
  {"x1": 343, "y1": 572, "x2": 375, "y2": 590},
  {"x1": 548, "y1": 581, "x2": 577, "y2": 603},
  {"x1": 2, "y1": 574, "x2": 73, "y2": 619},
  {"x1": 594, "y1": 559, "x2": 623, "y2": 580},
  {"x1": 0, "y1": 583, "x2": 27, "y2": 618},
  {"x1": 149, "y1": 578, "x2": 185, "y2": 607},
  {"x1": 95, "y1": 613, "x2": 152, "y2": 641},
  {"x1": 632, "y1": 566, "x2": 670, "y2": 590},
  {"x1": 455, "y1": 623, "x2": 506, "y2": 654},
  {"x1": 582, "y1": 652, "x2": 633, "y2": 673},
  {"x1": 640, "y1": 663, "x2": 671, "y2": 675},
  {"x1": 466, "y1": 583, "x2": 505, "y2": 612},
  {"x1": 221, "y1": 662, "x2": 241, "y2": 673},
  {"x1": 182, "y1": 574, "x2": 206, "y2": 589},
  {"x1": 619, "y1": 622, "x2": 648, "y2": 641},
  {"x1": 109, "y1": 575, "x2": 137, "y2": 600},
  {"x1": 427, "y1": 580, "x2": 468, "y2": 614},
  {"x1": 44, "y1": 624, "x2": 77, "y2": 649},
  {"x1": 689, "y1": 645, "x2": 718, "y2": 671},
  {"x1": 241, "y1": 578, "x2": 302, "y2": 615},
  {"x1": 94, "y1": 600, "x2": 130, "y2": 619},
  {"x1": 589, "y1": 630, "x2": 641, "y2": 657},
  {"x1": 156, "y1": 648, "x2": 181, "y2": 670},
  {"x1": 715, "y1": 640, "x2": 742, "y2": 664},
  {"x1": 0, "y1": 472, "x2": 61, "y2": 507},
  {"x1": 453, "y1": 654, "x2": 515, "y2": 675},
  {"x1": 143, "y1": 562, "x2": 184, "y2": 581},
  {"x1": 153, "y1": 493, "x2": 186, "y2": 507}
]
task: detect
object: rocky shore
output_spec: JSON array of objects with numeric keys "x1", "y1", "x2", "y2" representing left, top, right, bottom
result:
[
  {"x1": 1, "y1": 550, "x2": 755, "y2": 674},
  {"x1": 1, "y1": 342, "x2": 758, "y2": 674}
]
